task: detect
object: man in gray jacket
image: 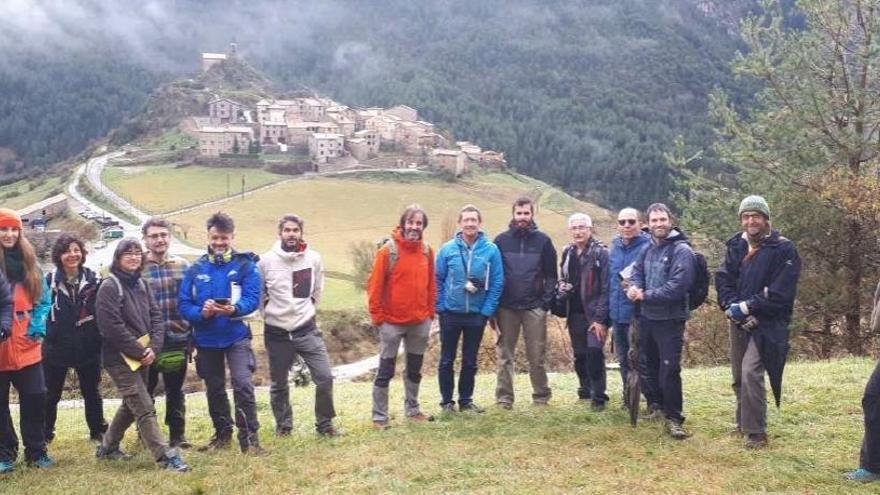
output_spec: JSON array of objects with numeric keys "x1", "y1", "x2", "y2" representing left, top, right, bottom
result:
[
  {"x1": 627, "y1": 203, "x2": 695, "y2": 439},
  {"x1": 258, "y1": 215, "x2": 341, "y2": 437}
]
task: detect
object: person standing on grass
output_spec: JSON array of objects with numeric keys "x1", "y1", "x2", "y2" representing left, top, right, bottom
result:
[
  {"x1": 716, "y1": 196, "x2": 801, "y2": 450},
  {"x1": 435, "y1": 205, "x2": 504, "y2": 414},
  {"x1": 142, "y1": 217, "x2": 193, "y2": 450},
  {"x1": 95, "y1": 238, "x2": 189, "y2": 472},
  {"x1": 367, "y1": 204, "x2": 436, "y2": 429},
  {"x1": 608, "y1": 208, "x2": 650, "y2": 403},
  {"x1": 259, "y1": 214, "x2": 342, "y2": 437},
  {"x1": 555, "y1": 213, "x2": 609, "y2": 411},
  {"x1": 0, "y1": 208, "x2": 53, "y2": 473},
  {"x1": 845, "y1": 280, "x2": 880, "y2": 483},
  {"x1": 179, "y1": 212, "x2": 264, "y2": 455},
  {"x1": 627, "y1": 203, "x2": 695, "y2": 440},
  {"x1": 493, "y1": 197, "x2": 557, "y2": 409},
  {"x1": 42, "y1": 234, "x2": 107, "y2": 445}
]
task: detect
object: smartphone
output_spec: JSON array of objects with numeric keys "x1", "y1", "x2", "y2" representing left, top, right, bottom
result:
[{"x1": 213, "y1": 298, "x2": 231, "y2": 306}]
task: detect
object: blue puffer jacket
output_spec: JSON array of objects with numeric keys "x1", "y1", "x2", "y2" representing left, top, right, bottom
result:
[
  {"x1": 435, "y1": 231, "x2": 504, "y2": 317},
  {"x1": 179, "y1": 251, "x2": 261, "y2": 349},
  {"x1": 608, "y1": 232, "x2": 650, "y2": 324},
  {"x1": 630, "y1": 228, "x2": 695, "y2": 321}
]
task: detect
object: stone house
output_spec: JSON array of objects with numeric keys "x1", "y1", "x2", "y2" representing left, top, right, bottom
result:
[
  {"x1": 430, "y1": 148, "x2": 467, "y2": 176},
  {"x1": 201, "y1": 52, "x2": 226, "y2": 71},
  {"x1": 308, "y1": 133, "x2": 345, "y2": 163},
  {"x1": 208, "y1": 98, "x2": 246, "y2": 124},
  {"x1": 384, "y1": 104, "x2": 418, "y2": 122},
  {"x1": 198, "y1": 125, "x2": 255, "y2": 156}
]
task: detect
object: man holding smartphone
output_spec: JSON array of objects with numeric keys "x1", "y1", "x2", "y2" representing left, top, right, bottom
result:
[{"x1": 179, "y1": 212, "x2": 264, "y2": 455}]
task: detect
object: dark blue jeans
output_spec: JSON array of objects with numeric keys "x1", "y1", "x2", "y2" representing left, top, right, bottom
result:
[
  {"x1": 640, "y1": 318, "x2": 686, "y2": 423},
  {"x1": 612, "y1": 321, "x2": 631, "y2": 385},
  {"x1": 860, "y1": 359, "x2": 880, "y2": 472},
  {"x1": 438, "y1": 312, "x2": 487, "y2": 406}
]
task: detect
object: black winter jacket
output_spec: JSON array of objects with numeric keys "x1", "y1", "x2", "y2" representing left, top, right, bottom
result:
[
  {"x1": 494, "y1": 221, "x2": 557, "y2": 310},
  {"x1": 559, "y1": 238, "x2": 609, "y2": 325},
  {"x1": 43, "y1": 267, "x2": 102, "y2": 368}
]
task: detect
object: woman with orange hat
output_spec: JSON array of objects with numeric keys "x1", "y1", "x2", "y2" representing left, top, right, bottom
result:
[{"x1": 0, "y1": 208, "x2": 53, "y2": 473}]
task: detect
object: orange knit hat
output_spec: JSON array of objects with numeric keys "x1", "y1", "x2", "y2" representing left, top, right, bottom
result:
[{"x1": 0, "y1": 208, "x2": 23, "y2": 229}]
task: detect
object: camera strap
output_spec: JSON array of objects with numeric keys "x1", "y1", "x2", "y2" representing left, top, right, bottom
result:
[{"x1": 458, "y1": 245, "x2": 472, "y2": 278}]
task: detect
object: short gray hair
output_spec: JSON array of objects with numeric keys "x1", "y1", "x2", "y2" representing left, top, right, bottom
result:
[{"x1": 567, "y1": 213, "x2": 592, "y2": 228}]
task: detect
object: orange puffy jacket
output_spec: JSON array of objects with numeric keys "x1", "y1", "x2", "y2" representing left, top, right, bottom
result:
[
  {"x1": 367, "y1": 228, "x2": 436, "y2": 326},
  {"x1": 0, "y1": 284, "x2": 42, "y2": 372}
]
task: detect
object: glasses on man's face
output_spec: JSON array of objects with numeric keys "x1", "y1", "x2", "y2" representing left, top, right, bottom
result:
[
  {"x1": 121, "y1": 251, "x2": 143, "y2": 259},
  {"x1": 617, "y1": 219, "x2": 637, "y2": 226}
]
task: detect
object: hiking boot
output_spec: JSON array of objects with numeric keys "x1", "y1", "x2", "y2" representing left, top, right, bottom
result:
[
  {"x1": 158, "y1": 453, "x2": 191, "y2": 472},
  {"x1": 96, "y1": 445, "x2": 134, "y2": 461},
  {"x1": 745, "y1": 433, "x2": 768, "y2": 450},
  {"x1": 408, "y1": 413, "x2": 434, "y2": 422},
  {"x1": 197, "y1": 432, "x2": 232, "y2": 452},
  {"x1": 317, "y1": 426, "x2": 345, "y2": 438},
  {"x1": 276, "y1": 427, "x2": 292, "y2": 438},
  {"x1": 0, "y1": 460, "x2": 14, "y2": 474},
  {"x1": 665, "y1": 420, "x2": 690, "y2": 440},
  {"x1": 844, "y1": 468, "x2": 880, "y2": 483},
  {"x1": 372, "y1": 421, "x2": 391, "y2": 431},
  {"x1": 590, "y1": 401, "x2": 606, "y2": 412},
  {"x1": 170, "y1": 437, "x2": 193, "y2": 450},
  {"x1": 496, "y1": 402, "x2": 513, "y2": 410},
  {"x1": 644, "y1": 403, "x2": 663, "y2": 421},
  {"x1": 440, "y1": 402, "x2": 457, "y2": 413},
  {"x1": 459, "y1": 402, "x2": 485, "y2": 413},
  {"x1": 27, "y1": 453, "x2": 55, "y2": 469}
]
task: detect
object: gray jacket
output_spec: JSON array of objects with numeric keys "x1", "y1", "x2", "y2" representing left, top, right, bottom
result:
[
  {"x1": 630, "y1": 228, "x2": 696, "y2": 321},
  {"x1": 95, "y1": 271, "x2": 165, "y2": 368}
]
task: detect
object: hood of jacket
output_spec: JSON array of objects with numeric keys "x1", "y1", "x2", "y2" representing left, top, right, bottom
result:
[{"x1": 270, "y1": 240, "x2": 309, "y2": 261}]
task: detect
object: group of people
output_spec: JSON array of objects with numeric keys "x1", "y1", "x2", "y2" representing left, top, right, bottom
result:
[{"x1": 0, "y1": 194, "x2": 876, "y2": 483}]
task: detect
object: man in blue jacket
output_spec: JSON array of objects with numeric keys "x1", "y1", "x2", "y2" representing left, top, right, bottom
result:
[
  {"x1": 179, "y1": 212, "x2": 264, "y2": 455},
  {"x1": 435, "y1": 205, "x2": 504, "y2": 413},
  {"x1": 716, "y1": 195, "x2": 801, "y2": 450},
  {"x1": 608, "y1": 207, "x2": 650, "y2": 401},
  {"x1": 627, "y1": 203, "x2": 695, "y2": 439}
]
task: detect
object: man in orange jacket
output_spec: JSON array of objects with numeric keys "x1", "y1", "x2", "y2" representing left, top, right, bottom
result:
[{"x1": 367, "y1": 204, "x2": 436, "y2": 429}]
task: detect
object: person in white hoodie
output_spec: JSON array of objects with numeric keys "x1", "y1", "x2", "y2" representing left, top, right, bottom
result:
[{"x1": 258, "y1": 215, "x2": 341, "y2": 437}]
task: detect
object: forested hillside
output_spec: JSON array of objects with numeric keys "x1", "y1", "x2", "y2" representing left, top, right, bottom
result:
[{"x1": 0, "y1": 0, "x2": 763, "y2": 207}]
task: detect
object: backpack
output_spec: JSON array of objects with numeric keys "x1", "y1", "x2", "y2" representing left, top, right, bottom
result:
[
  {"x1": 689, "y1": 251, "x2": 710, "y2": 311},
  {"x1": 378, "y1": 237, "x2": 430, "y2": 275}
]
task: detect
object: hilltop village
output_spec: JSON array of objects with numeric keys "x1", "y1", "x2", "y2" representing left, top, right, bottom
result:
[{"x1": 192, "y1": 47, "x2": 507, "y2": 176}]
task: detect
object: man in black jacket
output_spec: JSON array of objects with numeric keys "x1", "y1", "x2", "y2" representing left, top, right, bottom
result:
[
  {"x1": 716, "y1": 195, "x2": 801, "y2": 450},
  {"x1": 493, "y1": 197, "x2": 557, "y2": 408}
]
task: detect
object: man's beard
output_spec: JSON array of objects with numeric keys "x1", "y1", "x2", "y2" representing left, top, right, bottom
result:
[{"x1": 404, "y1": 228, "x2": 422, "y2": 240}]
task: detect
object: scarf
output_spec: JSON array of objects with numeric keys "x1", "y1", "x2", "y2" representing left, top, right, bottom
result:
[{"x1": 4, "y1": 247, "x2": 25, "y2": 283}]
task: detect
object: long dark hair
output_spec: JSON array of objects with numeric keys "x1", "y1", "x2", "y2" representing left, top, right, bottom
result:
[{"x1": 0, "y1": 231, "x2": 43, "y2": 301}]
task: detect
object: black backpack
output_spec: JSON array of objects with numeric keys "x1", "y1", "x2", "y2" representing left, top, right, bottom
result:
[{"x1": 688, "y1": 251, "x2": 710, "y2": 311}]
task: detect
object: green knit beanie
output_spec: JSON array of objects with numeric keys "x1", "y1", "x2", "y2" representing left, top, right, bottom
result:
[{"x1": 738, "y1": 195, "x2": 770, "y2": 219}]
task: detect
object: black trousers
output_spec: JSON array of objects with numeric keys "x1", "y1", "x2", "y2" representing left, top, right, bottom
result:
[
  {"x1": 43, "y1": 362, "x2": 107, "y2": 440},
  {"x1": 147, "y1": 362, "x2": 188, "y2": 441},
  {"x1": 0, "y1": 363, "x2": 47, "y2": 462},
  {"x1": 640, "y1": 318, "x2": 686, "y2": 423},
  {"x1": 860, "y1": 359, "x2": 880, "y2": 472}
]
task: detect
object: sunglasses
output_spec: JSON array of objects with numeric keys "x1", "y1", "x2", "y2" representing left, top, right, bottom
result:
[{"x1": 617, "y1": 219, "x2": 637, "y2": 226}]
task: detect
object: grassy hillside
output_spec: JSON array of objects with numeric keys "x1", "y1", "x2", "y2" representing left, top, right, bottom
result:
[
  {"x1": 0, "y1": 176, "x2": 65, "y2": 210},
  {"x1": 102, "y1": 164, "x2": 286, "y2": 214},
  {"x1": 6, "y1": 358, "x2": 877, "y2": 494}
]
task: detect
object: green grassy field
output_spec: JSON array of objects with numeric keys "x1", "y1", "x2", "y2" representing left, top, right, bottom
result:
[
  {"x1": 5, "y1": 358, "x2": 877, "y2": 494},
  {"x1": 0, "y1": 176, "x2": 65, "y2": 210},
  {"x1": 102, "y1": 165, "x2": 286, "y2": 214}
]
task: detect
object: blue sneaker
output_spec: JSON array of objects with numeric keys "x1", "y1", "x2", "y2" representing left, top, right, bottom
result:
[
  {"x1": 158, "y1": 453, "x2": 190, "y2": 473},
  {"x1": 844, "y1": 468, "x2": 880, "y2": 483},
  {"x1": 27, "y1": 454, "x2": 54, "y2": 469},
  {"x1": 0, "y1": 459, "x2": 14, "y2": 474}
]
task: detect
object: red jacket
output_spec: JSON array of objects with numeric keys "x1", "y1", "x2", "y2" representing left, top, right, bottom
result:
[
  {"x1": 367, "y1": 228, "x2": 436, "y2": 326},
  {"x1": 0, "y1": 284, "x2": 41, "y2": 372}
]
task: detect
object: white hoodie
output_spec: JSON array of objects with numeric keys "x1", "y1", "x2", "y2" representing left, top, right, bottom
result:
[{"x1": 258, "y1": 240, "x2": 324, "y2": 331}]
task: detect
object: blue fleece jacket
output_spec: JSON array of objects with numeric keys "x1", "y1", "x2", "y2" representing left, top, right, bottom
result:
[
  {"x1": 608, "y1": 232, "x2": 650, "y2": 324},
  {"x1": 630, "y1": 229, "x2": 696, "y2": 321},
  {"x1": 179, "y1": 251, "x2": 261, "y2": 349},
  {"x1": 435, "y1": 231, "x2": 504, "y2": 317}
]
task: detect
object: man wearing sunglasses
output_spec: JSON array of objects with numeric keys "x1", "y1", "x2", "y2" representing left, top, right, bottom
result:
[{"x1": 608, "y1": 208, "x2": 650, "y2": 405}]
